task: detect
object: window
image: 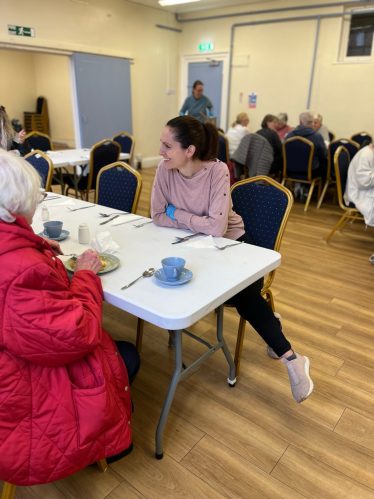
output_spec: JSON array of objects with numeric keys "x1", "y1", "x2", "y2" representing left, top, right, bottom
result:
[{"x1": 339, "y1": 7, "x2": 374, "y2": 62}]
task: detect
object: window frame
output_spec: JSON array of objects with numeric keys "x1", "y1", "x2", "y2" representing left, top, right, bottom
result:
[{"x1": 338, "y1": 5, "x2": 374, "y2": 63}]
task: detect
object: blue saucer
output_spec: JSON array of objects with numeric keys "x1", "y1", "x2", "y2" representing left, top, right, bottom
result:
[
  {"x1": 38, "y1": 229, "x2": 70, "y2": 241},
  {"x1": 155, "y1": 268, "x2": 193, "y2": 286}
]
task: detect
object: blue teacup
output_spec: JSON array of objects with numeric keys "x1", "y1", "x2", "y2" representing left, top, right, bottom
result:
[
  {"x1": 43, "y1": 221, "x2": 63, "y2": 238},
  {"x1": 161, "y1": 257, "x2": 186, "y2": 282}
]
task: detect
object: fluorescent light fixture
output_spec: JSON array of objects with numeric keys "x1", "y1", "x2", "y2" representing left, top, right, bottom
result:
[{"x1": 159, "y1": 0, "x2": 201, "y2": 6}]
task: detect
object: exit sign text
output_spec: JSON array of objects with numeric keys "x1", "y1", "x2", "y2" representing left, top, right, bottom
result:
[
  {"x1": 199, "y1": 43, "x2": 214, "y2": 51},
  {"x1": 8, "y1": 25, "x2": 35, "y2": 37}
]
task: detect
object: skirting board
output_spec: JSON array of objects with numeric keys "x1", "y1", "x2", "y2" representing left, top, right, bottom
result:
[{"x1": 141, "y1": 156, "x2": 162, "y2": 169}]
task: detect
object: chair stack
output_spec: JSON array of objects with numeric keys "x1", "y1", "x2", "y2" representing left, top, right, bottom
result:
[{"x1": 24, "y1": 97, "x2": 49, "y2": 135}]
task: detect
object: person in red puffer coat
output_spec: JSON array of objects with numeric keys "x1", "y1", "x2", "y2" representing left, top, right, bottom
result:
[{"x1": 0, "y1": 151, "x2": 140, "y2": 487}]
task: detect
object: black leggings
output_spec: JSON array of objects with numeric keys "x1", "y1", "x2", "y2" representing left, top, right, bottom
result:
[{"x1": 228, "y1": 233, "x2": 292, "y2": 357}]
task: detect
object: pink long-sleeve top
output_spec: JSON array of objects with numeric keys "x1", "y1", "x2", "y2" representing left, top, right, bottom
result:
[{"x1": 151, "y1": 159, "x2": 245, "y2": 240}]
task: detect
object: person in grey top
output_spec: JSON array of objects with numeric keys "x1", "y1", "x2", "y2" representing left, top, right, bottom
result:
[
  {"x1": 312, "y1": 114, "x2": 330, "y2": 143},
  {"x1": 180, "y1": 80, "x2": 214, "y2": 122}
]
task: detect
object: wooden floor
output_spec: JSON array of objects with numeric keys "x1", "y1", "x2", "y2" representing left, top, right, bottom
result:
[{"x1": 4, "y1": 168, "x2": 374, "y2": 499}]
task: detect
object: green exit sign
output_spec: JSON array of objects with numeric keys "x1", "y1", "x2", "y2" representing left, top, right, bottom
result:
[
  {"x1": 8, "y1": 25, "x2": 35, "y2": 37},
  {"x1": 199, "y1": 43, "x2": 214, "y2": 51}
]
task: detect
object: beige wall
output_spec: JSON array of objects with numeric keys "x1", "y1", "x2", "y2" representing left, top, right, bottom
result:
[
  {"x1": 178, "y1": 0, "x2": 374, "y2": 139},
  {"x1": 0, "y1": 49, "x2": 37, "y2": 126}
]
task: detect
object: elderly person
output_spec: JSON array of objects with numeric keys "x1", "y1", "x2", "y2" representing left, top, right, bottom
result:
[
  {"x1": 345, "y1": 143, "x2": 374, "y2": 227},
  {"x1": 180, "y1": 80, "x2": 214, "y2": 122},
  {"x1": 312, "y1": 114, "x2": 330, "y2": 143},
  {"x1": 275, "y1": 112, "x2": 293, "y2": 141},
  {"x1": 256, "y1": 114, "x2": 283, "y2": 173},
  {"x1": 0, "y1": 151, "x2": 140, "y2": 487},
  {"x1": 226, "y1": 112, "x2": 250, "y2": 157},
  {"x1": 0, "y1": 105, "x2": 30, "y2": 156}
]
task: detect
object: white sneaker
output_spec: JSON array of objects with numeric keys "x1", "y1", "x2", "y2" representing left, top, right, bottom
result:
[{"x1": 281, "y1": 353, "x2": 314, "y2": 403}]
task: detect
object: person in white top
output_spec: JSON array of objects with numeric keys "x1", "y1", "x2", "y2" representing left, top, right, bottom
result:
[
  {"x1": 345, "y1": 143, "x2": 374, "y2": 227},
  {"x1": 226, "y1": 113, "x2": 249, "y2": 157}
]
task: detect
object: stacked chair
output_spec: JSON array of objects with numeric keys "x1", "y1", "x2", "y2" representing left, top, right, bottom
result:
[{"x1": 24, "y1": 97, "x2": 49, "y2": 135}]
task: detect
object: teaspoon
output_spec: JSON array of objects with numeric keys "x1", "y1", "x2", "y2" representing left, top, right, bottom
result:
[{"x1": 121, "y1": 268, "x2": 156, "y2": 290}]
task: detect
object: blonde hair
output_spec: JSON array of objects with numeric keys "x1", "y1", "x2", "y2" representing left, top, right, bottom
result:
[
  {"x1": 314, "y1": 113, "x2": 323, "y2": 124},
  {"x1": 0, "y1": 106, "x2": 16, "y2": 151},
  {"x1": 0, "y1": 150, "x2": 41, "y2": 223},
  {"x1": 231, "y1": 112, "x2": 249, "y2": 128}
]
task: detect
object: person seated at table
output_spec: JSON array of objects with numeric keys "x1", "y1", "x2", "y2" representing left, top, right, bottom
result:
[
  {"x1": 151, "y1": 115, "x2": 313, "y2": 403},
  {"x1": 345, "y1": 142, "x2": 374, "y2": 228},
  {"x1": 275, "y1": 113, "x2": 293, "y2": 142},
  {"x1": 0, "y1": 105, "x2": 31, "y2": 156},
  {"x1": 0, "y1": 151, "x2": 140, "y2": 487},
  {"x1": 312, "y1": 113, "x2": 330, "y2": 143},
  {"x1": 256, "y1": 114, "x2": 283, "y2": 173},
  {"x1": 226, "y1": 112, "x2": 250, "y2": 157}
]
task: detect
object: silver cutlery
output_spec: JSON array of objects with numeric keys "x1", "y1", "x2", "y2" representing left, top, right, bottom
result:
[
  {"x1": 99, "y1": 212, "x2": 130, "y2": 217},
  {"x1": 100, "y1": 215, "x2": 120, "y2": 225},
  {"x1": 133, "y1": 220, "x2": 154, "y2": 228},
  {"x1": 172, "y1": 232, "x2": 204, "y2": 245},
  {"x1": 114, "y1": 217, "x2": 144, "y2": 226},
  {"x1": 121, "y1": 268, "x2": 156, "y2": 289},
  {"x1": 44, "y1": 196, "x2": 61, "y2": 201},
  {"x1": 67, "y1": 205, "x2": 95, "y2": 212},
  {"x1": 213, "y1": 241, "x2": 243, "y2": 251},
  {"x1": 64, "y1": 253, "x2": 80, "y2": 261}
]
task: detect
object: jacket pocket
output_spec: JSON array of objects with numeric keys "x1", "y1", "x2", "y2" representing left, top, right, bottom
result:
[{"x1": 72, "y1": 382, "x2": 123, "y2": 447}]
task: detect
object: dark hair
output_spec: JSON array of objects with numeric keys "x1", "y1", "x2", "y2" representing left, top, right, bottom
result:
[
  {"x1": 166, "y1": 115, "x2": 219, "y2": 161},
  {"x1": 261, "y1": 114, "x2": 277, "y2": 128},
  {"x1": 193, "y1": 80, "x2": 203, "y2": 89}
]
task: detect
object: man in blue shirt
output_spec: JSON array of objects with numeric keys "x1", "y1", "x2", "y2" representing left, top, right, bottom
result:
[{"x1": 180, "y1": 80, "x2": 214, "y2": 122}]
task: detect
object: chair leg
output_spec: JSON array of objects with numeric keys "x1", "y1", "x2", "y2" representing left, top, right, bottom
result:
[
  {"x1": 317, "y1": 179, "x2": 322, "y2": 201},
  {"x1": 281, "y1": 178, "x2": 286, "y2": 186},
  {"x1": 325, "y1": 212, "x2": 348, "y2": 242},
  {"x1": 262, "y1": 288, "x2": 275, "y2": 312},
  {"x1": 168, "y1": 330, "x2": 175, "y2": 347},
  {"x1": 317, "y1": 179, "x2": 329, "y2": 209},
  {"x1": 1, "y1": 482, "x2": 16, "y2": 499},
  {"x1": 234, "y1": 317, "x2": 246, "y2": 377},
  {"x1": 96, "y1": 459, "x2": 108, "y2": 472},
  {"x1": 304, "y1": 181, "x2": 315, "y2": 212},
  {"x1": 136, "y1": 318, "x2": 144, "y2": 354},
  {"x1": 338, "y1": 215, "x2": 351, "y2": 232}
]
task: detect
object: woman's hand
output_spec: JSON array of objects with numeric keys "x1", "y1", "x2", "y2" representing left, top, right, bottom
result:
[
  {"x1": 43, "y1": 238, "x2": 63, "y2": 256},
  {"x1": 74, "y1": 250, "x2": 102, "y2": 274},
  {"x1": 16, "y1": 129, "x2": 26, "y2": 144},
  {"x1": 166, "y1": 204, "x2": 177, "y2": 220}
]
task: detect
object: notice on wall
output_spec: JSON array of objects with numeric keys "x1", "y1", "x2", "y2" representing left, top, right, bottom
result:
[
  {"x1": 8, "y1": 25, "x2": 35, "y2": 37},
  {"x1": 248, "y1": 92, "x2": 257, "y2": 109},
  {"x1": 239, "y1": 92, "x2": 243, "y2": 103}
]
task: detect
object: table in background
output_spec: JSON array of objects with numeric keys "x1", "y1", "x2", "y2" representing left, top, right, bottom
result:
[{"x1": 32, "y1": 196, "x2": 281, "y2": 458}]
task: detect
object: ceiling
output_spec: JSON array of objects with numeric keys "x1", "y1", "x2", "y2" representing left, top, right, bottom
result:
[{"x1": 124, "y1": 0, "x2": 278, "y2": 15}]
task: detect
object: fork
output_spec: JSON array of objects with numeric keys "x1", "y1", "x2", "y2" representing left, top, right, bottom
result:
[
  {"x1": 67, "y1": 205, "x2": 95, "y2": 212},
  {"x1": 99, "y1": 212, "x2": 130, "y2": 217},
  {"x1": 100, "y1": 215, "x2": 121, "y2": 225},
  {"x1": 213, "y1": 241, "x2": 243, "y2": 251},
  {"x1": 133, "y1": 220, "x2": 154, "y2": 228},
  {"x1": 64, "y1": 253, "x2": 80, "y2": 261}
]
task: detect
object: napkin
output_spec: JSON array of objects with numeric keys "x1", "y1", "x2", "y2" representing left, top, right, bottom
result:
[
  {"x1": 48, "y1": 199, "x2": 76, "y2": 207},
  {"x1": 182, "y1": 235, "x2": 239, "y2": 249},
  {"x1": 111, "y1": 214, "x2": 142, "y2": 226},
  {"x1": 90, "y1": 231, "x2": 120, "y2": 254}
]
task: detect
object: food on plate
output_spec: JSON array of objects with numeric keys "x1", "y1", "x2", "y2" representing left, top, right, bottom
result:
[{"x1": 70, "y1": 257, "x2": 108, "y2": 272}]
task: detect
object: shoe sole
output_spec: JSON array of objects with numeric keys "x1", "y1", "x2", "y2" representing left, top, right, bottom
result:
[{"x1": 299, "y1": 356, "x2": 314, "y2": 403}]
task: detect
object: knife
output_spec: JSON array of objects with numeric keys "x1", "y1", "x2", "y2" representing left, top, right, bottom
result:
[
  {"x1": 99, "y1": 215, "x2": 120, "y2": 225},
  {"x1": 172, "y1": 232, "x2": 204, "y2": 244}
]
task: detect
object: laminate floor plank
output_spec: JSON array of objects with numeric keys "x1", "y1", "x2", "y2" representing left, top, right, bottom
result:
[
  {"x1": 106, "y1": 479, "x2": 151, "y2": 499},
  {"x1": 334, "y1": 409, "x2": 374, "y2": 450},
  {"x1": 0, "y1": 481, "x2": 68, "y2": 499},
  {"x1": 336, "y1": 360, "x2": 374, "y2": 395}
]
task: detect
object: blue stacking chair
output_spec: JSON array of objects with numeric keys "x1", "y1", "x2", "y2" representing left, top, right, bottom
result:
[
  {"x1": 96, "y1": 161, "x2": 142, "y2": 214},
  {"x1": 229, "y1": 176, "x2": 293, "y2": 376},
  {"x1": 351, "y1": 132, "x2": 372, "y2": 148},
  {"x1": 328, "y1": 131, "x2": 335, "y2": 142},
  {"x1": 217, "y1": 132, "x2": 230, "y2": 164},
  {"x1": 325, "y1": 146, "x2": 364, "y2": 242},
  {"x1": 112, "y1": 132, "x2": 135, "y2": 166},
  {"x1": 317, "y1": 138, "x2": 360, "y2": 209},
  {"x1": 281, "y1": 136, "x2": 322, "y2": 211},
  {"x1": 24, "y1": 150, "x2": 53, "y2": 191},
  {"x1": 24, "y1": 131, "x2": 53, "y2": 152}
]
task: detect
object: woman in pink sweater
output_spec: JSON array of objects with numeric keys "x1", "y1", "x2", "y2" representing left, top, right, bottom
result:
[{"x1": 151, "y1": 116, "x2": 313, "y2": 403}]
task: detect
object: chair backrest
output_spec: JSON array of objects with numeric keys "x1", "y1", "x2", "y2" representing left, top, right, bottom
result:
[
  {"x1": 25, "y1": 132, "x2": 53, "y2": 152},
  {"x1": 218, "y1": 132, "x2": 230, "y2": 163},
  {"x1": 87, "y1": 139, "x2": 120, "y2": 193},
  {"x1": 231, "y1": 176, "x2": 293, "y2": 289},
  {"x1": 328, "y1": 131, "x2": 335, "y2": 142},
  {"x1": 96, "y1": 161, "x2": 142, "y2": 213},
  {"x1": 37, "y1": 97, "x2": 45, "y2": 114},
  {"x1": 283, "y1": 137, "x2": 314, "y2": 179},
  {"x1": 24, "y1": 150, "x2": 53, "y2": 192},
  {"x1": 350, "y1": 132, "x2": 372, "y2": 147},
  {"x1": 328, "y1": 139, "x2": 358, "y2": 178},
  {"x1": 333, "y1": 146, "x2": 351, "y2": 211},
  {"x1": 112, "y1": 132, "x2": 135, "y2": 165}
]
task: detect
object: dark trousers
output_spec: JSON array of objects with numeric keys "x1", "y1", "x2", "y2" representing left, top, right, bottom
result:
[
  {"x1": 228, "y1": 233, "x2": 292, "y2": 357},
  {"x1": 114, "y1": 341, "x2": 141, "y2": 413}
]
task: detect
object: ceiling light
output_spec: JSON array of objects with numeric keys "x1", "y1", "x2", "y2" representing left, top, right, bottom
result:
[{"x1": 158, "y1": 0, "x2": 201, "y2": 6}]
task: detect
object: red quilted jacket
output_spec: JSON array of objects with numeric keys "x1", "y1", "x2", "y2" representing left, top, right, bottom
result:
[{"x1": 0, "y1": 216, "x2": 132, "y2": 486}]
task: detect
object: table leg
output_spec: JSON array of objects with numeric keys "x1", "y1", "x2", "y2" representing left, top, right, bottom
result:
[
  {"x1": 216, "y1": 305, "x2": 237, "y2": 387},
  {"x1": 73, "y1": 166, "x2": 78, "y2": 199},
  {"x1": 59, "y1": 169, "x2": 64, "y2": 194},
  {"x1": 155, "y1": 329, "x2": 183, "y2": 460}
]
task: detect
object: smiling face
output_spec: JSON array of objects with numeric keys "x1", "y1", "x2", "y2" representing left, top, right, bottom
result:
[
  {"x1": 159, "y1": 126, "x2": 195, "y2": 170},
  {"x1": 312, "y1": 118, "x2": 320, "y2": 131}
]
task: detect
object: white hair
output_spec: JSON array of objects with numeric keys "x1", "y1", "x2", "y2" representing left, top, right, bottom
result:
[
  {"x1": 277, "y1": 113, "x2": 288, "y2": 125},
  {"x1": 314, "y1": 113, "x2": 323, "y2": 124},
  {"x1": 0, "y1": 150, "x2": 41, "y2": 223},
  {"x1": 299, "y1": 111, "x2": 314, "y2": 125}
]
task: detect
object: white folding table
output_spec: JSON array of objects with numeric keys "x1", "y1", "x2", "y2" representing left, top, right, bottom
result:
[
  {"x1": 32, "y1": 196, "x2": 281, "y2": 458},
  {"x1": 46, "y1": 149, "x2": 130, "y2": 198}
]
